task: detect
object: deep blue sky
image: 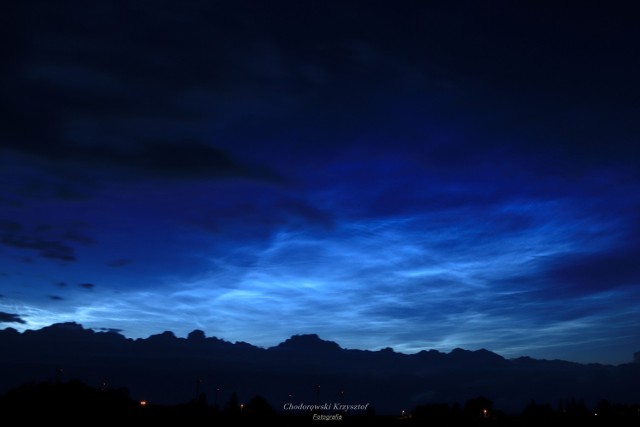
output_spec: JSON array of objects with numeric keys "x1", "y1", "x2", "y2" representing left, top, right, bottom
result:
[{"x1": 1, "y1": 1, "x2": 639, "y2": 365}]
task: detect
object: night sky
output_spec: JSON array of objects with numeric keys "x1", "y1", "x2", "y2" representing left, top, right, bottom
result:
[{"x1": 2, "y1": 1, "x2": 639, "y2": 365}]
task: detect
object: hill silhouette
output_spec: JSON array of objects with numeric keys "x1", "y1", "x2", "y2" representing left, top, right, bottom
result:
[{"x1": 1, "y1": 323, "x2": 639, "y2": 417}]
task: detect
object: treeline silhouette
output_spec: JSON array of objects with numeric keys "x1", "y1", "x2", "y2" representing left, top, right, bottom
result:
[
  {"x1": 0, "y1": 379, "x2": 374, "y2": 424},
  {"x1": 411, "y1": 397, "x2": 640, "y2": 426},
  {"x1": 1, "y1": 379, "x2": 639, "y2": 425}
]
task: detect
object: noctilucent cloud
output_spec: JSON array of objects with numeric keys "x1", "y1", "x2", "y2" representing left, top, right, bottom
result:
[{"x1": 1, "y1": 1, "x2": 639, "y2": 365}]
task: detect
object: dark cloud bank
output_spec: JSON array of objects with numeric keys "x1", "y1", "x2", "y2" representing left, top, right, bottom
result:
[{"x1": 0, "y1": 312, "x2": 26, "y2": 324}]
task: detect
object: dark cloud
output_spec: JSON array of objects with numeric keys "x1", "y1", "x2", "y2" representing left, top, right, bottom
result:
[
  {"x1": 48, "y1": 295, "x2": 64, "y2": 301},
  {"x1": 497, "y1": 229, "x2": 640, "y2": 303},
  {"x1": 61, "y1": 230, "x2": 95, "y2": 245},
  {"x1": 3, "y1": 2, "x2": 285, "y2": 189},
  {"x1": 79, "y1": 283, "x2": 95, "y2": 289},
  {"x1": 0, "y1": 220, "x2": 21, "y2": 233},
  {"x1": 548, "y1": 246, "x2": 640, "y2": 296},
  {"x1": 0, "y1": 311, "x2": 26, "y2": 324},
  {"x1": 56, "y1": 282, "x2": 68, "y2": 288},
  {"x1": 0, "y1": 222, "x2": 96, "y2": 263},
  {"x1": 3, "y1": 0, "x2": 637, "y2": 190},
  {"x1": 0, "y1": 234, "x2": 76, "y2": 262},
  {"x1": 532, "y1": 217, "x2": 640, "y2": 297},
  {"x1": 4, "y1": 138, "x2": 279, "y2": 184},
  {"x1": 276, "y1": 198, "x2": 334, "y2": 229},
  {"x1": 185, "y1": 185, "x2": 335, "y2": 242},
  {"x1": 113, "y1": 140, "x2": 280, "y2": 181},
  {"x1": 107, "y1": 259, "x2": 133, "y2": 268},
  {"x1": 6, "y1": 173, "x2": 95, "y2": 203}
]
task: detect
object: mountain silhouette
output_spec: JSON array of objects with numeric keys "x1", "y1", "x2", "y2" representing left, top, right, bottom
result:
[{"x1": 0, "y1": 323, "x2": 638, "y2": 416}]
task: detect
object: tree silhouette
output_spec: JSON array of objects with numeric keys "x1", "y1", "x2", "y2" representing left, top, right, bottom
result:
[
  {"x1": 463, "y1": 395, "x2": 493, "y2": 419},
  {"x1": 244, "y1": 395, "x2": 275, "y2": 418},
  {"x1": 522, "y1": 399, "x2": 555, "y2": 419},
  {"x1": 224, "y1": 391, "x2": 240, "y2": 416},
  {"x1": 412, "y1": 402, "x2": 453, "y2": 421}
]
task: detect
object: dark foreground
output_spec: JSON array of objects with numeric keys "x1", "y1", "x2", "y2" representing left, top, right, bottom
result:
[{"x1": 2, "y1": 380, "x2": 639, "y2": 426}]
